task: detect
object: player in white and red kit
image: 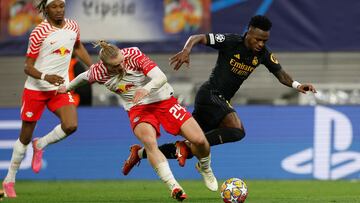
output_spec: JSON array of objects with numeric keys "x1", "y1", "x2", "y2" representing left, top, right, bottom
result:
[
  {"x1": 57, "y1": 41, "x2": 218, "y2": 201},
  {"x1": 2, "y1": 0, "x2": 92, "y2": 198}
]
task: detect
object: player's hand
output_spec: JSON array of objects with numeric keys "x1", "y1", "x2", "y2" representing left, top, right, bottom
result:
[
  {"x1": 169, "y1": 49, "x2": 190, "y2": 70},
  {"x1": 57, "y1": 85, "x2": 67, "y2": 94},
  {"x1": 133, "y1": 88, "x2": 150, "y2": 104},
  {"x1": 45, "y1": 74, "x2": 65, "y2": 86},
  {"x1": 297, "y1": 84, "x2": 317, "y2": 94}
]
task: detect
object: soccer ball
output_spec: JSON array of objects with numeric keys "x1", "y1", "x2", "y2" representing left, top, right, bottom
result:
[{"x1": 220, "y1": 178, "x2": 248, "y2": 203}]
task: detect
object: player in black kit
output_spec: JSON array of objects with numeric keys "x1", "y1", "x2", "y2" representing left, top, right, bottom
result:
[{"x1": 122, "y1": 15, "x2": 317, "y2": 175}]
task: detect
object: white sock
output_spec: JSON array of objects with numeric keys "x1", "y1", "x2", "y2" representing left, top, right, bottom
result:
[
  {"x1": 4, "y1": 139, "x2": 27, "y2": 183},
  {"x1": 138, "y1": 147, "x2": 144, "y2": 159},
  {"x1": 199, "y1": 154, "x2": 211, "y2": 170},
  {"x1": 154, "y1": 161, "x2": 181, "y2": 191},
  {"x1": 36, "y1": 124, "x2": 67, "y2": 149}
]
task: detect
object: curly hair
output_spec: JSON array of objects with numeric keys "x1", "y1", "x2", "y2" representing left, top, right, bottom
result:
[
  {"x1": 248, "y1": 15, "x2": 272, "y2": 31},
  {"x1": 36, "y1": 0, "x2": 47, "y2": 16}
]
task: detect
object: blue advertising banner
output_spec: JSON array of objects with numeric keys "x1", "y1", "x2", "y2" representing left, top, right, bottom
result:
[{"x1": 0, "y1": 106, "x2": 359, "y2": 180}]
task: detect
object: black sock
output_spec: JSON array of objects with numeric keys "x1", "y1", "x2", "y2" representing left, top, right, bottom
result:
[
  {"x1": 142, "y1": 143, "x2": 178, "y2": 159},
  {"x1": 205, "y1": 127, "x2": 245, "y2": 146}
]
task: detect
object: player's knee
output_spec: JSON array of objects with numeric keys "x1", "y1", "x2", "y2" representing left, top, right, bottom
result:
[
  {"x1": 19, "y1": 137, "x2": 31, "y2": 145},
  {"x1": 233, "y1": 128, "x2": 245, "y2": 141},
  {"x1": 143, "y1": 141, "x2": 160, "y2": 154},
  {"x1": 191, "y1": 136, "x2": 207, "y2": 147},
  {"x1": 62, "y1": 123, "x2": 77, "y2": 134}
]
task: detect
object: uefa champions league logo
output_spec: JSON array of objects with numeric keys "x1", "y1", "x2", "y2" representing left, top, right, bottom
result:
[{"x1": 282, "y1": 106, "x2": 360, "y2": 180}]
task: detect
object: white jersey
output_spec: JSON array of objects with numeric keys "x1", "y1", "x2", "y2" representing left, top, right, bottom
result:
[
  {"x1": 25, "y1": 18, "x2": 80, "y2": 91},
  {"x1": 87, "y1": 47, "x2": 173, "y2": 110}
]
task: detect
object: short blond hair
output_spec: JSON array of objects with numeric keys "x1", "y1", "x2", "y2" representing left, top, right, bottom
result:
[{"x1": 93, "y1": 40, "x2": 119, "y2": 64}]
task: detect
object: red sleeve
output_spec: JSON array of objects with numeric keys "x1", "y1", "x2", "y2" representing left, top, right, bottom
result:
[
  {"x1": 135, "y1": 51, "x2": 157, "y2": 75},
  {"x1": 26, "y1": 30, "x2": 42, "y2": 58},
  {"x1": 87, "y1": 64, "x2": 99, "y2": 83},
  {"x1": 87, "y1": 63, "x2": 108, "y2": 83},
  {"x1": 75, "y1": 21, "x2": 80, "y2": 42}
]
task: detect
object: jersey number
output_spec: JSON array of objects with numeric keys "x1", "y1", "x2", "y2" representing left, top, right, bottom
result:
[
  {"x1": 67, "y1": 92, "x2": 75, "y2": 103},
  {"x1": 169, "y1": 104, "x2": 187, "y2": 121}
]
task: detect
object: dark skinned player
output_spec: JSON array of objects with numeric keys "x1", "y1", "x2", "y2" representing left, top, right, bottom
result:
[{"x1": 122, "y1": 15, "x2": 317, "y2": 175}]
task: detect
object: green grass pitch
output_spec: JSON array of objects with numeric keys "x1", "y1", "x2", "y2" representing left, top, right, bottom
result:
[{"x1": 1, "y1": 180, "x2": 360, "y2": 203}]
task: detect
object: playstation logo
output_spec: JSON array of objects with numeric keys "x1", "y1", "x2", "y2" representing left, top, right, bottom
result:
[{"x1": 282, "y1": 106, "x2": 360, "y2": 180}]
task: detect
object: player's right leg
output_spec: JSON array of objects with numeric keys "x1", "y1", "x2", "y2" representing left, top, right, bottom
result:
[
  {"x1": 32, "y1": 93, "x2": 77, "y2": 173},
  {"x1": 3, "y1": 121, "x2": 37, "y2": 198},
  {"x1": 133, "y1": 122, "x2": 186, "y2": 201},
  {"x1": 179, "y1": 117, "x2": 218, "y2": 191}
]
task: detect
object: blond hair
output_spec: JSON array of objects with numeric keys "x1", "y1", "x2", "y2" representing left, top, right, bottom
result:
[{"x1": 93, "y1": 40, "x2": 119, "y2": 64}]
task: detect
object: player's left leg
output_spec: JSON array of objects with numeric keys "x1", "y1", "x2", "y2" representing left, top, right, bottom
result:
[
  {"x1": 32, "y1": 102, "x2": 77, "y2": 173},
  {"x1": 133, "y1": 122, "x2": 186, "y2": 200}
]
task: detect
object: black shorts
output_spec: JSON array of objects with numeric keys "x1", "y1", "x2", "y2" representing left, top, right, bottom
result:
[{"x1": 192, "y1": 83, "x2": 235, "y2": 132}]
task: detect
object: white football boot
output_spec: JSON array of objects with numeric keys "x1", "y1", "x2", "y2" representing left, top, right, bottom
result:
[{"x1": 195, "y1": 162, "x2": 218, "y2": 191}]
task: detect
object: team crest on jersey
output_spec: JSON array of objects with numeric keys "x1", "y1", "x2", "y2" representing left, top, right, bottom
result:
[
  {"x1": 53, "y1": 46, "x2": 71, "y2": 56},
  {"x1": 133, "y1": 116, "x2": 140, "y2": 123},
  {"x1": 270, "y1": 53, "x2": 279, "y2": 64},
  {"x1": 26, "y1": 111, "x2": 33, "y2": 118},
  {"x1": 252, "y1": 56, "x2": 258, "y2": 66},
  {"x1": 215, "y1": 34, "x2": 225, "y2": 42},
  {"x1": 117, "y1": 83, "x2": 135, "y2": 93}
]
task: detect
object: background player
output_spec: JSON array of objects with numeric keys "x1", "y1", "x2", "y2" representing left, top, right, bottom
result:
[
  {"x1": 57, "y1": 40, "x2": 218, "y2": 201},
  {"x1": 122, "y1": 15, "x2": 317, "y2": 174},
  {"x1": 2, "y1": 0, "x2": 92, "y2": 198}
]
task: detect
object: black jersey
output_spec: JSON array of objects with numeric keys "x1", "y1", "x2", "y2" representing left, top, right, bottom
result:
[{"x1": 204, "y1": 33, "x2": 282, "y2": 101}]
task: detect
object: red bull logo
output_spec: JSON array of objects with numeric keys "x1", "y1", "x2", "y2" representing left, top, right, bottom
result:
[
  {"x1": 52, "y1": 46, "x2": 71, "y2": 56},
  {"x1": 117, "y1": 83, "x2": 135, "y2": 93}
]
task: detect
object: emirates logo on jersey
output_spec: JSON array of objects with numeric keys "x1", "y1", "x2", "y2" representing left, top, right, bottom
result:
[
  {"x1": 133, "y1": 116, "x2": 140, "y2": 123},
  {"x1": 52, "y1": 46, "x2": 71, "y2": 56}
]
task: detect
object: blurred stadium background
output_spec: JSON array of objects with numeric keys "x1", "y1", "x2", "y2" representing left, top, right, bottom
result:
[{"x1": 0, "y1": 0, "x2": 360, "y2": 202}]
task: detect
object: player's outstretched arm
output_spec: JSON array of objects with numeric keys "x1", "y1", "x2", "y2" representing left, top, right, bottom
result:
[
  {"x1": 273, "y1": 69, "x2": 317, "y2": 94},
  {"x1": 57, "y1": 71, "x2": 90, "y2": 94},
  {"x1": 169, "y1": 34, "x2": 207, "y2": 70}
]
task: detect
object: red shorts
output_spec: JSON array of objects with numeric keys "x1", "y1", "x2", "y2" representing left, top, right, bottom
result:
[
  {"x1": 128, "y1": 96, "x2": 192, "y2": 136},
  {"x1": 21, "y1": 88, "x2": 75, "y2": 121}
]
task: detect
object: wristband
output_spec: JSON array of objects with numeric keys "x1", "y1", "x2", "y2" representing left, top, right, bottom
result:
[
  {"x1": 292, "y1": 81, "x2": 301, "y2": 89},
  {"x1": 41, "y1": 73, "x2": 46, "y2": 80}
]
